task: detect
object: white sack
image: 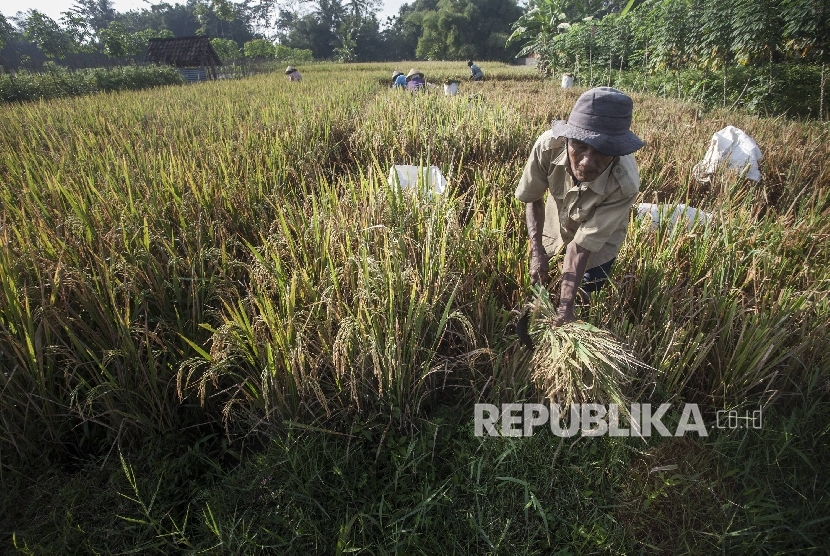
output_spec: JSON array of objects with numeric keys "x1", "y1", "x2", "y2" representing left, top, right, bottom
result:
[
  {"x1": 443, "y1": 81, "x2": 459, "y2": 95},
  {"x1": 693, "y1": 125, "x2": 763, "y2": 182},
  {"x1": 388, "y1": 165, "x2": 447, "y2": 195},
  {"x1": 636, "y1": 203, "x2": 712, "y2": 230},
  {"x1": 561, "y1": 74, "x2": 574, "y2": 89}
]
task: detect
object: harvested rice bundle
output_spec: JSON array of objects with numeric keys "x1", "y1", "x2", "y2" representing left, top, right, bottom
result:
[{"x1": 526, "y1": 287, "x2": 652, "y2": 409}]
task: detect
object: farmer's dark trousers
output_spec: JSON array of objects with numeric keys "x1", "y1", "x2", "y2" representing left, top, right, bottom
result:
[{"x1": 581, "y1": 257, "x2": 615, "y2": 295}]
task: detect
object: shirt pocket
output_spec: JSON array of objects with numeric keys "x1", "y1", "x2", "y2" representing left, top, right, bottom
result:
[
  {"x1": 547, "y1": 166, "x2": 569, "y2": 199},
  {"x1": 569, "y1": 196, "x2": 599, "y2": 223}
]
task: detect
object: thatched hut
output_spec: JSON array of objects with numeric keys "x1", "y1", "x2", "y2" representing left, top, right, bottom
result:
[{"x1": 145, "y1": 36, "x2": 221, "y2": 82}]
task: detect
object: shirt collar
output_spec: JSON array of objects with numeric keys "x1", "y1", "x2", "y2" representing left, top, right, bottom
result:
[{"x1": 553, "y1": 147, "x2": 619, "y2": 196}]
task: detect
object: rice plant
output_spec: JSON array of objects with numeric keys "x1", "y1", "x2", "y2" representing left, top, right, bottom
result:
[{"x1": 523, "y1": 285, "x2": 654, "y2": 409}]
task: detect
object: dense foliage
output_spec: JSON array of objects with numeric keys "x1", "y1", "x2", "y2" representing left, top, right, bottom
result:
[
  {"x1": 0, "y1": 63, "x2": 183, "y2": 102},
  {"x1": 512, "y1": 0, "x2": 830, "y2": 118},
  {"x1": 0, "y1": 0, "x2": 524, "y2": 68}
]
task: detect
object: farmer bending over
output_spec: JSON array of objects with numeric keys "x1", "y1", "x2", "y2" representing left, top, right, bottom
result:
[
  {"x1": 285, "y1": 66, "x2": 302, "y2": 81},
  {"x1": 468, "y1": 60, "x2": 484, "y2": 81},
  {"x1": 515, "y1": 87, "x2": 644, "y2": 326},
  {"x1": 406, "y1": 68, "x2": 426, "y2": 92}
]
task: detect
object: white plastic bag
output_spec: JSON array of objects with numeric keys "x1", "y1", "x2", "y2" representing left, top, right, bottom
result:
[
  {"x1": 561, "y1": 73, "x2": 574, "y2": 89},
  {"x1": 388, "y1": 165, "x2": 447, "y2": 195},
  {"x1": 693, "y1": 125, "x2": 763, "y2": 182},
  {"x1": 443, "y1": 81, "x2": 459, "y2": 96},
  {"x1": 636, "y1": 203, "x2": 712, "y2": 230}
]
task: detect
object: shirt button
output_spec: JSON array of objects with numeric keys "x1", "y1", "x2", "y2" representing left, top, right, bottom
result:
[{"x1": 614, "y1": 167, "x2": 622, "y2": 175}]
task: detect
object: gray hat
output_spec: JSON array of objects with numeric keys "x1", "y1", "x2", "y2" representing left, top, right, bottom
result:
[{"x1": 550, "y1": 87, "x2": 644, "y2": 156}]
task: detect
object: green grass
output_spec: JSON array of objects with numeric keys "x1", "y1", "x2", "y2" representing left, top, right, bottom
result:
[{"x1": 0, "y1": 61, "x2": 828, "y2": 553}]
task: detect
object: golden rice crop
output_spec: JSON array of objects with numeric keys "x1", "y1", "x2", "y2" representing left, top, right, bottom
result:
[{"x1": 526, "y1": 286, "x2": 654, "y2": 409}]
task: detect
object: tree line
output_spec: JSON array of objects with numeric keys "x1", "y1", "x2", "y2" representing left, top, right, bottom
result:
[{"x1": 0, "y1": 0, "x2": 523, "y2": 70}]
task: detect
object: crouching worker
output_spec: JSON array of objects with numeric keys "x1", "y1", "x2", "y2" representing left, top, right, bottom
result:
[
  {"x1": 406, "y1": 68, "x2": 426, "y2": 92},
  {"x1": 468, "y1": 60, "x2": 484, "y2": 81},
  {"x1": 285, "y1": 66, "x2": 302, "y2": 81},
  {"x1": 392, "y1": 70, "x2": 407, "y2": 88},
  {"x1": 515, "y1": 87, "x2": 645, "y2": 326}
]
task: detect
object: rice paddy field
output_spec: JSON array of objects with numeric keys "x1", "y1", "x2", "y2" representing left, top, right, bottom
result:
[{"x1": 1, "y1": 62, "x2": 828, "y2": 553}]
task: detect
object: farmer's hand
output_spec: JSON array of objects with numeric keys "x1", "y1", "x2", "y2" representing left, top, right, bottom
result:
[
  {"x1": 553, "y1": 306, "x2": 575, "y2": 327},
  {"x1": 530, "y1": 253, "x2": 549, "y2": 286}
]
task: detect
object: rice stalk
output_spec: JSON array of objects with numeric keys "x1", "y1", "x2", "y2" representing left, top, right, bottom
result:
[{"x1": 527, "y1": 286, "x2": 653, "y2": 409}]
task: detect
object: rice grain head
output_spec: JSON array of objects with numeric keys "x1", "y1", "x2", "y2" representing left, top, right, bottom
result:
[{"x1": 527, "y1": 287, "x2": 653, "y2": 411}]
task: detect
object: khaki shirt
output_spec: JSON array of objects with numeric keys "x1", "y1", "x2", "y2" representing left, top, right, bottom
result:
[{"x1": 514, "y1": 129, "x2": 640, "y2": 269}]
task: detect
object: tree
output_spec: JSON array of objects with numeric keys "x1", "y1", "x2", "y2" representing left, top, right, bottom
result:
[
  {"x1": 243, "y1": 37, "x2": 276, "y2": 58},
  {"x1": 194, "y1": 0, "x2": 240, "y2": 38},
  {"x1": 698, "y1": 0, "x2": 735, "y2": 106},
  {"x1": 783, "y1": 0, "x2": 830, "y2": 119},
  {"x1": 415, "y1": 0, "x2": 522, "y2": 61},
  {"x1": 626, "y1": 0, "x2": 658, "y2": 79},
  {"x1": 279, "y1": 0, "x2": 346, "y2": 60},
  {"x1": 100, "y1": 20, "x2": 171, "y2": 61},
  {"x1": 23, "y1": 10, "x2": 75, "y2": 59},
  {"x1": 70, "y1": 0, "x2": 116, "y2": 33},
  {"x1": 732, "y1": 0, "x2": 783, "y2": 102},
  {"x1": 60, "y1": 10, "x2": 96, "y2": 53},
  {"x1": 651, "y1": 0, "x2": 691, "y2": 73},
  {"x1": 507, "y1": 0, "x2": 567, "y2": 59},
  {"x1": 508, "y1": 0, "x2": 614, "y2": 73},
  {"x1": 380, "y1": 3, "x2": 427, "y2": 61},
  {"x1": 0, "y1": 13, "x2": 17, "y2": 51},
  {"x1": 211, "y1": 37, "x2": 241, "y2": 62}
]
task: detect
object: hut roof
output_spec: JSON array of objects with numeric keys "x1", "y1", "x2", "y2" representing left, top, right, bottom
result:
[{"x1": 145, "y1": 36, "x2": 222, "y2": 67}]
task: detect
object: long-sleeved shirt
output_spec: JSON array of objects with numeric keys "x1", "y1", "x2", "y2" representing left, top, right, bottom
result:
[
  {"x1": 407, "y1": 76, "x2": 425, "y2": 91},
  {"x1": 469, "y1": 64, "x2": 484, "y2": 81}
]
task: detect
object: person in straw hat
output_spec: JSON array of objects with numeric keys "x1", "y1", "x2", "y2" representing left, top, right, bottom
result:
[
  {"x1": 392, "y1": 70, "x2": 407, "y2": 89},
  {"x1": 285, "y1": 66, "x2": 302, "y2": 81},
  {"x1": 515, "y1": 87, "x2": 645, "y2": 326},
  {"x1": 405, "y1": 68, "x2": 426, "y2": 92}
]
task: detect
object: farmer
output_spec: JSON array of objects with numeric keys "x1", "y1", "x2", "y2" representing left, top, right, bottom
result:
[
  {"x1": 468, "y1": 60, "x2": 484, "y2": 81},
  {"x1": 392, "y1": 70, "x2": 407, "y2": 89},
  {"x1": 406, "y1": 68, "x2": 426, "y2": 92},
  {"x1": 285, "y1": 66, "x2": 302, "y2": 81},
  {"x1": 515, "y1": 87, "x2": 644, "y2": 326}
]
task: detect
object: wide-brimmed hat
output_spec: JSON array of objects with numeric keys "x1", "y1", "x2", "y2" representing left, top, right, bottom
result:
[
  {"x1": 285, "y1": 66, "x2": 296, "y2": 74},
  {"x1": 406, "y1": 68, "x2": 423, "y2": 80},
  {"x1": 392, "y1": 70, "x2": 403, "y2": 78},
  {"x1": 550, "y1": 87, "x2": 644, "y2": 156}
]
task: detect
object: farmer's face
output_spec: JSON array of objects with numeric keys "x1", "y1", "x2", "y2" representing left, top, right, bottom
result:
[{"x1": 566, "y1": 139, "x2": 614, "y2": 183}]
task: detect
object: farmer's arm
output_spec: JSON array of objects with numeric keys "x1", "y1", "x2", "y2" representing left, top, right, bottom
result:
[
  {"x1": 555, "y1": 241, "x2": 591, "y2": 324},
  {"x1": 557, "y1": 184, "x2": 637, "y2": 324},
  {"x1": 526, "y1": 200, "x2": 548, "y2": 284},
  {"x1": 515, "y1": 133, "x2": 557, "y2": 285}
]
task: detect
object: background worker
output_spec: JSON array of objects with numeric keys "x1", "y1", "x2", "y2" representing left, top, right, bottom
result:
[
  {"x1": 406, "y1": 68, "x2": 426, "y2": 91},
  {"x1": 515, "y1": 87, "x2": 645, "y2": 326},
  {"x1": 468, "y1": 60, "x2": 484, "y2": 81},
  {"x1": 392, "y1": 70, "x2": 407, "y2": 88},
  {"x1": 285, "y1": 66, "x2": 302, "y2": 81}
]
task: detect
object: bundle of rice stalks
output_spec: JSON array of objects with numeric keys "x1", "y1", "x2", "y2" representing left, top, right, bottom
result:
[{"x1": 525, "y1": 287, "x2": 653, "y2": 410}]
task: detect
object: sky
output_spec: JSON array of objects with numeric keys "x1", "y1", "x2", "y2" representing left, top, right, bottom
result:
[{"x1": 0, "y1": 0, "x2": 408, "y2": 26}]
